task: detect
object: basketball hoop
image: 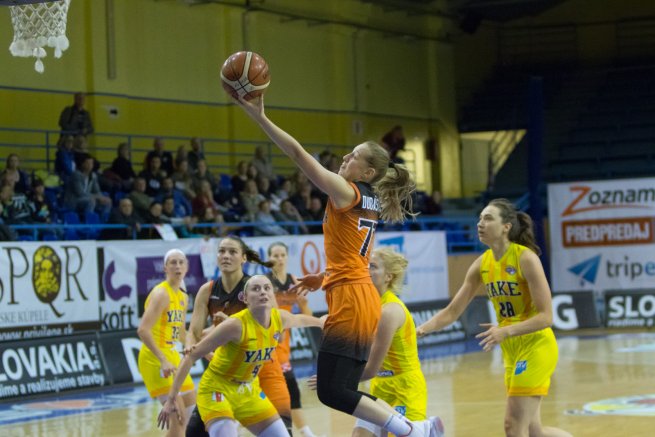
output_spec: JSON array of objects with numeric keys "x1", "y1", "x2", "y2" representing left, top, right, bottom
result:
[{"x1": 4, "y1": 0, "x2": 71, "y2": 73}]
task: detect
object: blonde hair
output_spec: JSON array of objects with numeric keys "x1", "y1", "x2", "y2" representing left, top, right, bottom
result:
[
  {"x1": 372, "y1": 247, "x2": 408, "y2": 294},
  {"x1": 363, "y1": 141, "x2": 416, "y2": 223}
]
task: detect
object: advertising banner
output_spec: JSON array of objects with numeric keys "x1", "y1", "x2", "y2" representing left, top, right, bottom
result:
[
  {"x1": 0, "y1": 242, "x2": 100, "y2": 341},
  {"x1": 605, "y1": 289, "x2": 655, "y2": 328},
  {"x1": 0, "y1": 334, "x2": 107, "y2": 400},
  {"x1": 548, "y1": 178, "x2": 655, "y2": 292}
]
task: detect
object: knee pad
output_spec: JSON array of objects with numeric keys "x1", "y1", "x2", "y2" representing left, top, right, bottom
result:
[
  {"x1": 257, "y1": 418, "x2": 289, "y2": 437},
  {"x1": 207, "y1": 418, "x2": 239, "y2": 437}
]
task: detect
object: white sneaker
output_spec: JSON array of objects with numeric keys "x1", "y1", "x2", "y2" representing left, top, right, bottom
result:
[
  {"x1": 407, "y1": 419, "x2": 431, "y2": 437},
  {"x1": 429, "y1": 416, "x2": 445, "y2": 437}
]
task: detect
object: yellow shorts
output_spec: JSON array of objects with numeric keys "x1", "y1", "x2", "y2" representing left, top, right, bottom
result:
[
  {"x1": 196, "y1": 371, "x2": 278, "y2": 428},
  {"x1": 137, "y1": 346, "x2": 194, "y2": 398},
  {"x1": 370, "y1": 369, "x2": 427, "y2": 421},
  {"x1": 501, "y1": 327, "x2": 558, "y2": 397}
]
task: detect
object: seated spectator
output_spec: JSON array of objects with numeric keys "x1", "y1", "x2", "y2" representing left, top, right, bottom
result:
[
  {"x1": 274, "y1": 178, "x2": 292, "y2": 204},
  {"x1": 306, "y1": 195, "x2": 325, "y2": 233},
  {"x1": 289, "y1": 182, "x2": 313, "y2": 218},
  {"x1": 139, "y1": 154, "x2": 165, "y2": 197},
  {"x1": 63, "y1": 154, "x2": 112, "y2": 215},
  {"x1": 326, "y1": 153, "x2": 341, "y2": 173},
  {"x1": 171, "y1": 158, "x2": 196, "y2": 199},
  {"x1": 104, "y1": 198, "x2": 141, "y2": 240},
  {"x1": 162, "y1": 196, "x2": 196, "y2": 229},
  {"x1": 192, "y1": 159, "x2": 216, "y2": 193},
  {"x1": 55, "y1": 135, "x2": 76, "y2": 181},
  {"x1": 145, "y1": 137, "x2": 174, "y2": 176},
  {"x1": 251, "y1": 145, "x2": 275, "y2": 181},
  {"x1": 195, "y1": 205, "x2": 226, "y2": 236},
  {"x1": 1, "y1": 182, "x2": 34, "y2": 224},
  {"x1": 240, "y1": 179, "x2": 265, "y2": 221},
  {"x1": 214, "y1": 185, "x2": 244, "y2": 222},
  {"x1": 381, "y1": 125, "x2": 406, "y2": 163},
  {"x1": 193, "y1": 180, "x2": 224, "y2": 218},
  {"x1": 0, "y1": 203, "x2": 17, "y2": 241},
  {"x1": 1, "y1": 153, "x2": 30, "y2": 194},
  {"x1": 128, "y1": 177, "x2": 153, "y2": 219},
  {"x1": 423, "y1": 190, "x2": 443, "y2": 215},
  {"x1": 59, "y1": 92, "x2": 93, "y2": 140},
  {"x1": 156, "y1": 177, "x2": 192, "y2": 216},
  {"x1": 187, "y1": 137, "x2": 205, "y2": 171},
  {"x1": 176, "y1": 144, "x2": 188, "y2": 166},
  {"x1": 30, "y1": 178, "x2": 52, "y2": 223},
  {"x1": 231, "y1": 160, "x2": 249, "y2": 194},
  {"x1": 246, "y1": 162, "x2": 259, "y2": 182},
  {"x1": 273, "y1": 199, "x2": 308, "y2": 234},
  {"x1": 108, "y1": 142, "x2": 136, "y2": 190},
  {"x1": 255, "y1": 199, "x2": 288, "y2": 236}
]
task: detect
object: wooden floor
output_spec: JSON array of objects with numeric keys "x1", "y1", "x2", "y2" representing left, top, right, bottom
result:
[{"x1": 2, "y1": 330, "x2": 654, "y2": 436}]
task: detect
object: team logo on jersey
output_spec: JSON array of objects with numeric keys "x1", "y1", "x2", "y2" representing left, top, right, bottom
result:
[
  {"x1": 214, "y1": 392, "x2": 224, "y2": 402},
  {"x1": 259, "y1": 391, "x2": 267, "y2": 400},
  {"x1": 394, "y1": 406, "x2": 407, "y2": 416},
  {"x1": 515, "y1": 360, "x2": 527, "y2": 375},
  {"x1": 506, "y1": 266, "x2": 516, "y2": 275},
  {"x1": 273, "y1": 331, "x2": 282, "y2": 342}
]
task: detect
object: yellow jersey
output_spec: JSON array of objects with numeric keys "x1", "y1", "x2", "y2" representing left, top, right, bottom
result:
[
  {"x1": 208, "y1": 308, "x2": 283, "y2": 383},
  {"x1": 480, "y1": 243, "x2": 537, "y2": 327},
  {"x1": 143, "y1": 280, "x2": 188, "y2": 350},
  {"x1": 378, "y1": 291, "x2": 421, "y2": 376}
]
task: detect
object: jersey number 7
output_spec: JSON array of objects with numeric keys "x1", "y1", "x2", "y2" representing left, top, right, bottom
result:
[{"x1": 358, "y1": 218, "x2": 377, "y2": 257}]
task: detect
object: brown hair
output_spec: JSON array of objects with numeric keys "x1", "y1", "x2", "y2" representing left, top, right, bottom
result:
[
  {"x1": 222, "y1": 235, "x2": 275, "y2": 268},
  {"x1": 363, "y1": 141, "x2": 416, "y2": 223},
  {"x1": 488, "y1": 198, "x2": 541, "y2": 255},
  {"x1": 267, "y1": 241, "x2": 288, "y2": 256},
  {"x1": 372, "y1": 247, "x2": 408, "y2": 294}
]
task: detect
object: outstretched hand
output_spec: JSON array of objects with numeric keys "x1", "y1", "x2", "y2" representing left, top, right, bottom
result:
[
  {"x1": 157, "y1": 397, "x2": 182, "y2": 430},
  {"x1": 232, "y1": 94, "x2": 265, "y2": 121},
  {"x1": 289, "y1": 274, "x2": 324, "y2": 297},
  {"x1": 476, "y1": 323, "x2": 509, "y2": 352}
]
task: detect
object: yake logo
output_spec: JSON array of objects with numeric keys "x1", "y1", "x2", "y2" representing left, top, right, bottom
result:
[{"x1": 568, "y1": 255, "x2": 601, "y2": 286}]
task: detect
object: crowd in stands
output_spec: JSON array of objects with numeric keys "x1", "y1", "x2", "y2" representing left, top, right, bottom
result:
[{"x1": 0, "y1": 99, "x2": 443, "y2": 241}]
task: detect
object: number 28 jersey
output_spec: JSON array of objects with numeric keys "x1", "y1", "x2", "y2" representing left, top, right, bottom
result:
[
  {"x1": 480, "y1": 242, "x2": 537, "y2": 327},
  {"x1": 323, "y1": 181, "x2": 380, "y2": 289}
]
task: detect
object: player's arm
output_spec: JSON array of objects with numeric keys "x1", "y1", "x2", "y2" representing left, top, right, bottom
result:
[
  {"x1": 235, "y1": 96, "x2": 356, "y2": 207},
  {"x1": 292, "y1": 274, "x2": 314, "y2": 315},
  {"x1": 279, "y1": 309, "x2": 324, "y2": 329},
  {"x1": 417, "y1": 256, "x2": 483, "y2": 336},
  {"x1": 289, "y1": 271, "x2": 325, "y2": 297},
  {"x1": 185, "y1": 282, "x2": 211, "y2": 351},
  {"x1": 137, "y1": 287, "x2": 174, "y2": 375},
  {"x1": 360, "y1": 302, "x2": 405, "y2": 381}
]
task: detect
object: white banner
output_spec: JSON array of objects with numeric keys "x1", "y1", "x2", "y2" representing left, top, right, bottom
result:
[
  {"x1": 548, "y1": 177, "x2": 655, "y2": 291},
  {"x1": 0, "y1": 242, "x2": 100, "y2": 340}
]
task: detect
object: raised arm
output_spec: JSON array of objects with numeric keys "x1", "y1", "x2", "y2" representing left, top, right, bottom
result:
[
  {"x1": 417, "y1": 256, "x2": 483, "y2": 336},
  {"x1": 360, "y1": 302, "x2": 405, "y2": 381},
  {"x1": 279, "y1": 309, "x2": 324, "y2": 330},
  {"x1": 185, "y1": 282, "x2": 211, "y2": 352},
  {"x1": 137, "y1": 287, "x2": 175, "y2": 376},
  {"x1": 235, "y1": 96, "x2": 356, "y2": 207}
]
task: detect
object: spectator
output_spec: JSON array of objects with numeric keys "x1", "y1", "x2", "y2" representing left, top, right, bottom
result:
[
  {"x1": 381, "y1": 125, "x2": 406, "y2": 163},
  {"x1": 108, "y1": 142, "x2": 136, "y2": 189},
  {"x1": 162, "y1": 196, "x2": 195, "y2": 227},
  {"x1": 327, "y1": 153, "x2": 341, "y2": 173},
  {"x1": 171, "y1": 158, "x2": 196, "y2": 199},
  {"x1": 274, "y1": 178, "x2": 292, "y2": 203},
  {"x1": 175, "y1": 144, "x2": 188, "y2": 167},
  {"x1": 214, "y1": 185, "x2": 244, "y2": 222},
  {"x1": 0, "y1": 202, "x2": 17, "y2": 241},
  {"x1": 139, "y1": 155, "x2": 165, "y2": 197},
  {"x1": 145, "y1": 137, "x2": 174, "y2": 176},
  {"x1": 192, "y1": 180, "x2": 224, "y2": 218},
  {"x1": 255, "y1": 199, "x2": 288, "y2": 236},
  {"x1": 423, "y1": 190, "x2": 443, "y2": 216},
  {"x1": 58, "y1": 92, "x2": 93, "y2": 139},
  {"x1": 30, "y1": 178, "x2": 52, "y2": 223},
  {"x1": 0, "y1": 182, "x2": 34, "y2": 224},
  {"x1": 306, "y1": 195, "x2": 325, "y2": 233},
  {"x1": 289, "y1": 182, "x2": 313, "y2": 218},
  {"x1": 246, "y1": 162, "x2": 259, "y2": 181},
  {"x1": 156, "y1": 177, "x2": 192, "y2": 216},
  {"x1": 240, "y1": 179, "x2": 265, "y2": 221},
  {"x1": 1, "y1": 153, "x2": 30, "y2": 194},
  {"x1": 274, "y1": 199, "x2": 308, "y2": 234},
  {"x1": 192, "y1": 159, "x2": 216, "y2": 193},
  {"x1": 104, "y1": 198, "x2": 141, "y2": 240},
  {"x1": 128, "y1": 177, "x2": 152, "y2": 219},
  {"x1": 231, "y1": 160, "x2": 249, "y2": 194},
  {"x1": 251, "y1": 145, "x2": 275, "y2": 181},
  {"x1": 55, "y1": 135, "x2": 76, "y2": 181},
  {"x1": 187, "y1": 137, "x2": 205, "y2": 171},
  {"x1": 63, "y1": 155, "x2": 112, "y2": 215},
  {"x1": 140, "y1": 201, "x2": 165, "y2": 239}
]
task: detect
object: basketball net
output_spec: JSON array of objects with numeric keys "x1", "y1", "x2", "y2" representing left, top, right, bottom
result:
[{"x1": 8, "y1": 0, "x2": 71, "y2": 73}]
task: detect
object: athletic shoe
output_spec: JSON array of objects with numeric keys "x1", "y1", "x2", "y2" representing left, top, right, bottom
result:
[{"x1": 429, "y1": 416, "x2": 445, "y2": 437}]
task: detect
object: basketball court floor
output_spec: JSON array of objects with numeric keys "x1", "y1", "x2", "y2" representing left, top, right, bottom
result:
[{"x1": 1, "y1": 330, "x2": 653, "y2": 436}]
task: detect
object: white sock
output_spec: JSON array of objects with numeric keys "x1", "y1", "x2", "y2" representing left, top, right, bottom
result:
[
  {"x1": 383, "y1": 414, "x2": 412, "y2": 436},
  {"x1": 299, "y1": 425, "x2": 315, "y2": 437}
]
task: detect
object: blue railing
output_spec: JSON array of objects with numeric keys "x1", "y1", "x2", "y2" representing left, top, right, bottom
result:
[{"x1": 9, "y1": 216, "x2": 483, "y2": 254}]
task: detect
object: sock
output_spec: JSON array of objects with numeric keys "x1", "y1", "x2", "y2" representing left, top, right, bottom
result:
[
  {"x1": 383, "y1": 414, "x2": 412, "y2": 436},
  {"x1": 300, "y1": 425, "x2": 317, "y2": 437}
]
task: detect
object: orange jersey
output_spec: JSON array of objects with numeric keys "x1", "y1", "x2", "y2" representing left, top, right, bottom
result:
[
  {"x1": 322, "y1": 182, "x2": 380, "y2": 289},
  {"x1": 266, "y1": 272, "x2": 295, "y2": 368}
]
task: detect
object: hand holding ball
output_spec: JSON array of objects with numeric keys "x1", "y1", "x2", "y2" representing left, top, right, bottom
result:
[{"x1": 220, "y1": 51, "x2": 270, "y2": 100}]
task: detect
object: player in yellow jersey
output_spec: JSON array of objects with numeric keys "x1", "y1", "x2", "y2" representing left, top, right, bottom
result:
[
  {"x1": 137, "y1": 249, "x2": 196, "y2": 437},
  {"x1": 157, "y1": 275, "x2": 323, "y2": 437},
  {"x1": 236, "y1": 94, "x2": 440, "y2": 437},
  {"x1": 418, "y1": 199, "x2": 571, "y2": 437},
  {"x1": 353, "y1": 248, "x2": 443, "y2": 437}
]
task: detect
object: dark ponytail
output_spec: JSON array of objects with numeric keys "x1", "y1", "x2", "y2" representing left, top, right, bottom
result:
[
  {"x1": 222, "y1": 235, "x2": 275, "y2": 268},
  {"x1": 488, "y1": 198, "x2": 541, "y2": 255}
]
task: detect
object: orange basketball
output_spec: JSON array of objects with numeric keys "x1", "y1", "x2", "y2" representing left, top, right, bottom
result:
[{"x1": 220, "y1": 51, "x2": 270, "y2": 100}]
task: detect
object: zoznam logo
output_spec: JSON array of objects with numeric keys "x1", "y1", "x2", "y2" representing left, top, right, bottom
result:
[
  {"x1": 561, "y1": 185, "x2": 655, "y2": 217},
  {"x1": 568, "y1": 255, "x2": 601, "y2": 285}
]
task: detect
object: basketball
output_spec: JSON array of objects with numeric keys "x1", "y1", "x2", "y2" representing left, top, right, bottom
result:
[{"x1": 220, "y1": 51, "x2": 270, "y2": 100}]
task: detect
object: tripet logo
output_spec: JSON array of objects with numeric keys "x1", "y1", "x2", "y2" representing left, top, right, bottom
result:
[
  {"x1": 568, "y1": 255, "x2": 601, "y2": 285},
  {"x1": 561, "y1": 185, "x2": 654, "y2": 217}
]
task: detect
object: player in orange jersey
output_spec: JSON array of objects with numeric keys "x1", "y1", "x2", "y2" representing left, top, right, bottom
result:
[{"x1": 236, "y1": 95, "x2": 440, "y2": 437}]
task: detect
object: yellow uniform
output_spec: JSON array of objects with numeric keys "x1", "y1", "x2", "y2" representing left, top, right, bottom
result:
[
  {"x1": 369, "y1": 291, "x2": 426, "y2": 421},
  {"x1": 137, "y1": 281, "x2": 194, "y2": 398},
  {"x1": 196, "y1": 308, "x2": 283, "y2": 427},
  {"x1": 480, "y1": 243, "x2": 558, "y2": 396}
]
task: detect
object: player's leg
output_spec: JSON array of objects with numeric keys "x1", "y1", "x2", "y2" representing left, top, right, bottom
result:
[
  {"x1": 527, "y1": 402, "x2": 573, "y2": 437},
  {"x1": 505, "y1": 396, "x2": 541, "y2": 437},
  {"x1": 284, "y1": 369, "x2": 321, "y2": 437},
  {"x1": 206, "y1": 418, "x2": 239, "y2": 437}
]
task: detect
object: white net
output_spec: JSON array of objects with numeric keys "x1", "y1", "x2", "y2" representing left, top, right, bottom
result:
[{"x1": 8, "y1": 0, "x2": 71, "y2": 73}]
